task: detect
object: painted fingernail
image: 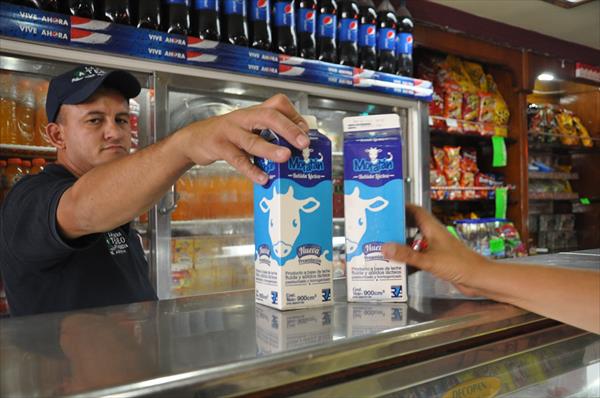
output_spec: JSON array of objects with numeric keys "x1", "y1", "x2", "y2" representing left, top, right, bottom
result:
[
  {"x1": 297, "y1": 134, "x2": 309, "y2": 147},
  {"x1": 258, "y1": 173, "x2": 268, "y2": 184}
]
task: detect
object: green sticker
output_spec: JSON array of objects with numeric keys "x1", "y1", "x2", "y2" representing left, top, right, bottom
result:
[
  {"x1": 492, "y1": 136, "x2": 507, "y2": 167},
  {"x1": 580, "y1": 197, "x2": 591, "y2": 205},
  {"x1": 495, "y1": 188, "x2": 508, "y2": 219},
  {"x1": 447, "y1": 226, "x2": 460, "y2": 239},
  {"x1": 490, "y1": 238, "x2": 505, "y2": 254}
]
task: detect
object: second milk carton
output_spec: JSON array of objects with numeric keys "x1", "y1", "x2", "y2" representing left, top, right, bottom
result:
[
  {"x1": 343, "y1": 114, "x2": 407, "y2": 302},
  {"x1": 254, "y1": 116, "x2": 333, "y2": 310}
]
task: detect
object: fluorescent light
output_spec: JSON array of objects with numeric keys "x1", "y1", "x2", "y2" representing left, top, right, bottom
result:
[{"x1": 538, "y1": 73, "x2": 555, "y2": 81}]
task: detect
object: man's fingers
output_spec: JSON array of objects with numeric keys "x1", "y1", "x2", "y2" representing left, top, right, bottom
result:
[
  {"x1": 255, "y1": 95, "x2": 309, "y2": 149},
  {"x1": 234, "y1": 130, "x2": 292, "y2": 163},
  {"x1": 222, "y1": 145, "x2": 268, "y2": 184},
  {"x1": 382, "y1": 243, "x2": 429, "y2": 271}
]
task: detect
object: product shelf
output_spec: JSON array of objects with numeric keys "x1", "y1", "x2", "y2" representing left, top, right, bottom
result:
[
  {"x1": 528, "y1": 171, "x2": 579, "y2": 180},
  {"x1": 0, "y1": 144, "x2": 56, "y2": 159},
  {"x1": 430, "y1": 128, "x2": 516, "y2": 145},
  {"x1": 528, "y1": 192, "x2": 579, "y2": 201}
]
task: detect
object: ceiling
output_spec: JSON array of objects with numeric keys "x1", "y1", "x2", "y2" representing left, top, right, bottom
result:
[{"x1": 428, "y1": 0, "x2": 600, "y2": 50}]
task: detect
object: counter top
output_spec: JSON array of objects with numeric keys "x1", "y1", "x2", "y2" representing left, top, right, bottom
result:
[{"x1": 4, "y1": 249, "x2": 597, "y2": 397}]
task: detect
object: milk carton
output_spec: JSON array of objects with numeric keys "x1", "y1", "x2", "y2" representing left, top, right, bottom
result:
[
  {"x1": 254, "y1": 116, "x2": 333, "y2": 310},
  {"x1": 343, "y1": 114, "x2": 407, "y2": 302}
]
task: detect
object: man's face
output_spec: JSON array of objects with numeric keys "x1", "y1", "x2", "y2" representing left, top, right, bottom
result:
[{"x1": 56, "y1": 88, "x2": 132, "y2": 175}]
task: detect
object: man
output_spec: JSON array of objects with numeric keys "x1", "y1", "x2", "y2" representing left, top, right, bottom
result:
[{"x1": 0, "y1": 65, "x2": 309, "y2": 316}]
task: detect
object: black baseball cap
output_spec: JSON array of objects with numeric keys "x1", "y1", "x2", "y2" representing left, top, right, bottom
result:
[{"x1": 46, "y1": 65, "x2": 141, "y2": 123}]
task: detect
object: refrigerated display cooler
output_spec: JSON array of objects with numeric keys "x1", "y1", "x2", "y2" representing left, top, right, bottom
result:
[{"x1": 1, "y1": 38, "x2": 431, "y2": 301}]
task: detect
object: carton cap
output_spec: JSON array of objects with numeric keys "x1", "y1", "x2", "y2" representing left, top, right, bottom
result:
[{"x1": 301, "y1": 115, "x2": 318, "y2": 130}]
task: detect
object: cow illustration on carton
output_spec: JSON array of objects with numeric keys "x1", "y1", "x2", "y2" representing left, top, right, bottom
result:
[
  {"x1": 345, "y1": 186, "x2": 389, "y2": 254},
  {"x1": 259, "y1": 186, "x2": 320, "y2": 258}
]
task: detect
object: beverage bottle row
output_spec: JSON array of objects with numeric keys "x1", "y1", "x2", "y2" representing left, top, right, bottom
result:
[
  {"x1": 0, "y1": 157, "x2": 47, "y2": 201},
  {"x1": 0, "y1": 71, "x2": 50, "y2": 148},
  {"x1": 11, "y1": 0, "x2": 413, "y2": 75}
]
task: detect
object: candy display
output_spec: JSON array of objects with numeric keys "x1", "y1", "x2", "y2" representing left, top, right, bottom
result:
[
  {"x1": 430, "y1": 145, "x2": 503, "y2": 200},
  {"x1": 454, "y1": 218, "x2": 527, "y2": 259},
  {"x1": 417, "y1": 54, "x2": 510, "y2": 136},
  {"x1": 528, "y1": 104, "x2": 593, "y2": 147}
]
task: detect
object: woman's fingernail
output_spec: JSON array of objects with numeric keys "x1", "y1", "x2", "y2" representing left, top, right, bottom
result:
[
  {"x1": 257, "y1": 172, "x2": 268, "y2": 184},
  {"x1": 276, "y1": 148, "x2": 289, "y2": 160},
  {"x1": 297, "y1": 134, "x2": 309, "y2": 147}
]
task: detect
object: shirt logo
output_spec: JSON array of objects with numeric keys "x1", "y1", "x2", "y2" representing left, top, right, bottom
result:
[{"x1": 105, "y1": 230, "x2": 129, "y2": 256}]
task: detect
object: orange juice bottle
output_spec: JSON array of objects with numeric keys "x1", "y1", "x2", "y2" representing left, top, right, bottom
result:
[
  {"x1": 21, "y1": 160, "x2": 31, "y2": 174},
  {"x1": 15, "y1": 78, "x2": 35, "y2": 146},
  {"x1": 4, "y1": 158, "x2": 24, "y2": 193},
  {"x1": 0, "y1": 71, "x2": 18, "y2": 145},
  {"x1": 172, "y1": 173, "x2": 191, "y2": 221},
  {"x1": 195, "y1": 169, "x2": 207, "y2": 219},
  {"x1": 33, "y1": 80, "x2": 49, "y2": 147},
  {"x1": 206, "y1": 169, "x2": 216, "y2": 219},
  {"x1": 30, "y1": 158, "x2": 46, "y2": 174}
]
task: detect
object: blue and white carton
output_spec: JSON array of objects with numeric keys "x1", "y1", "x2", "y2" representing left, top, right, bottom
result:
[
  {"x1": 343, "y1": 114, "x2": 407, "y2": 302},
  {"x1": 254, "y1": 116, "x2": 333, "y2": 310}
]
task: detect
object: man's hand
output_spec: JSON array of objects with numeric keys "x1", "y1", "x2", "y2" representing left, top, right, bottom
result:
[
  {"x1": 179, "y1": 94, "x2": 309, "y2": 184},
  {"x1": 382, "y1": 204, "x2": 491, "y2": 296}
]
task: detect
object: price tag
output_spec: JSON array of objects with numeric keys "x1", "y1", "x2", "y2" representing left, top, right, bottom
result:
[
  {"x1": 428, "y1": 116, "x2": 433, "y2": 126},
  {"x1": 446, "y1": 118, "x2": 458, "y2": 128},
  {"x1": 580, "y1": 197, "x2": 591, "y2": 205},
  {"x1": 490, "y1": 238, "x2": 505, "y2": 254},
  {"x1": 495, "y1": 188, "x2": 508, "y2": 219},
  {"x1": 492, "y1": 136, "x2": 507, "y2": 167},
  {"x1": 447, "y1": 226, "x2": 460, "y2": 239}
]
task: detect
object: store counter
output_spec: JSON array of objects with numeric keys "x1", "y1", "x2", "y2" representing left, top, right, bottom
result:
[{"x1": 1, "y1": 251, "x2": 598, "y2": 397}]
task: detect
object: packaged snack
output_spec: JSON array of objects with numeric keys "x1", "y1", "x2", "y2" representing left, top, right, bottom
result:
[
  {"x1": 573, "y1": 116, "x2": 593, "y2": 147},
  {"x1": 462, "y1": 92, "x2": 480, "y2": 133},
  {"x1": 429, "y1": 166, "x2": 447, "y2": 200},
  {"x1": 478, "y1": 92, "x2": 496, "y2": 123},
  {"x1": 486, "y1": 74, "x2": 510, "y2": 127},
  {"x1": 444, "y1": 83, "x2": 463, "y2": 132},
  {"x1": 443, "y1": 146, "x2": 461, "y2": 185},
  {"x1": 461, "y1": 171, "x2": 476, "y2": 200},
  {"x1": 432, "y1": 146, "x2": 445, "y2": 170},
  {"x1": 556, "y1": 111, "x2": 579, "y2": 146},
  {"x1": 460, "y1": 148, "x2": 479, "y2": 173},
  {"x1": 463, "y1": 61, "x2": 487, "y2": 92}
]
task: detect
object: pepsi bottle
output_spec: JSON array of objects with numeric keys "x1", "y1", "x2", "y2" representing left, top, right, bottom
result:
[
  {"x1": 375, "y1": 0, "x2": 396, "y2": 73},
  {"x1": 65, "y1": 0, "x2": 95, "y2": 18},
  {"x1": 316, "y1": 0, "x2": 337, "y2": 63},
  {"x1": 134, "y1": 0, "x2": 161, "y2": 30},
  {"x1": 395, "y1": 0, "x2": 413, "y2": 76},
  {"x1": 10, "y1": 0, "x2": 60, "y2": 11},
  {"x1": 192, "y1": 0, "x2": 220, "y2": 40},
  {"x1": 161, "y1": 0, "x2": 190, "y2": 35},
  {"x1": 249, "y1": 0, "x2": 271, "y2": 50},
  {"x1": 273, "y1": 0, "x2": 297, "y2": 55},
  {"x1": 357, "y1": 0, "x2": 376, "y2": 70},
  {"x1": 337, "y1": 0, "x2": 358, "y2": 66},
  {"x1": 222, "y1": 0, "x2": 249, "y2": 46},
  {"x1": 97, "y1": 0, "x2": 132, "y2": 25},
  {"x1": 296, "y1": 0, "x2": 317, "y2": 59}
]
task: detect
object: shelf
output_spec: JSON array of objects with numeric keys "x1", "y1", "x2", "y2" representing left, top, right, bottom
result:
[
  {"x1": 0, "y1": 144, "x2": 57, "y2": 159},
  {"x1": 431, "y1": 186, "x2": 515, "y2": 191},
  {"x1": 528, "y1": 171, "x2": 579, "y2": 180},
  {"x1": 136, "y1": 218, "x2": 346, "y2": 237},
  {"x1": 528, "y1": 139, "x2": 600, "y2": 154},
  {"x1": 529, "y1": 192, "x2": 579, "y2": 201},
  {"x1": 430, "y1": 129, "x2": 516, "y2": 145}
]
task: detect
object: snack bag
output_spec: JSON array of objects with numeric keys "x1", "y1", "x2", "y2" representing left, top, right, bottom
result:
[
  {"x1": 461, "y1": 171, "x2": 476, "y2": 200},
  {"x1": 444, "y1": 146, "x2": 462, "y2": 200},
  {"x1": 432, "y1": 146, "x2": 446, "y2": 170},
  {"x1": 462, "y1": 92, "x2": 480, "y2": 133},
  {"x1": 556, "y1": 111, "x2": 579, "y2": 146},
  {"x1": 460, "y1": 148, "x2": 479, "y2": 173},
  {"x1": 463, "y1": 61, "x2": 488, "y2": 92},
  {"x1": 444, "y1": 83, "x2": 463, "y2": 132},
  {"x1": 429, "y1": 87, "x2": 445, "y2": 130},
  {"x1": 573, "y1": 116, "x2": 593, "y2": 147},
  {"x1": 429, "y1": 166, "x2": 447, "y2": 200}
]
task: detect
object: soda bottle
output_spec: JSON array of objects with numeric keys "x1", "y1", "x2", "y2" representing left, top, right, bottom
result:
[
  {"x1": 0, "y1": 71, "x2": 18, "y2": 146},
  {"x1": 316, "y1": 0, "x2": 337, "y2": 63},
  {"x1": 161, "y1": 0, "x2": 190, "y2": 36},
  {"x1": 11, "y1": 0, "x2": 61, "y2": 11},
  {"x1": 221, "y1": 0, "x2": 249, "y2": 46},
  {"x1": 395, "y1": 0, "x2": 413, "y2": 76},
  {"x1": 97, "y1": 0, "x2": 132, "y2": 25},
  {"x1": 337, "y1": 0, "x2": 358, "y2": 66},
  {"x1": 65, "y1": 0, "x2": 95, "y2": 18},
  {"x1": 249, "y1": 0, "x2": 271, "y2": 50},
  {"x1": 273, "y1": 0, "x2": 297, "y2": 55},
  {"x1": 375, "y1": 0, "x2": 396, "y2": 73},
  {"x1": 191, "y1": 0, "x2": 220, "y2": 40},
  {"x1": 357, "y1": 0, "x2": 376, "y2": 70},
  {"x1": 296, "y1": 0, "x2": 316, "y2": 59},
  {"x1": 134, "y1": 0, "x2": 162, "y2": 30},
  {"x1": 33, "y1": 80, "x2": 49, "y2": 147},
  {"x1": 15, "y1": 78, "x2": 35, "y2": 147}
]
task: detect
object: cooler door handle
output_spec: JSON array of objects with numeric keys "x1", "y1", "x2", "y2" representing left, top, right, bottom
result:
[{"x1": 159, "y1": 184, "x2": 178, "y2": 215}]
